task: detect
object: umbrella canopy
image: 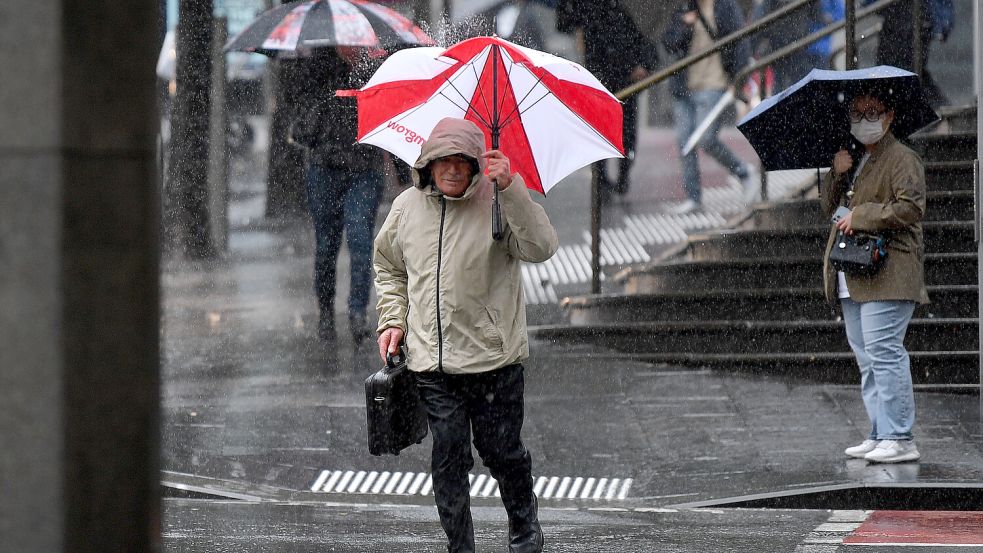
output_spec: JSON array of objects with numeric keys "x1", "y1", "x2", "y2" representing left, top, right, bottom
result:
[
  {"x1": 736, "y1": 66, "x2": 939, "y2": 171},
  {"x1": 346, "y1": 35, "x2": 624, "y2": 194},
  {"x1": 225, "y1": 0, "x2": 434, "y2": 56}
]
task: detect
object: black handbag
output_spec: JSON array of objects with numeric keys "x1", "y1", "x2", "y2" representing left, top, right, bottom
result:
[
  {"x1": 829, "y1": 230, "x2": 888, "y2": 275},
  {"x1": 364, "y1": 346, "x2": 428, "y2": 456}
]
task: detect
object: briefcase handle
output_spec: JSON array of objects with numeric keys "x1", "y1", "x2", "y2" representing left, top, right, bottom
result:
[{"x1": 385, "y1": 344, "x2": 406, "y2": 370}]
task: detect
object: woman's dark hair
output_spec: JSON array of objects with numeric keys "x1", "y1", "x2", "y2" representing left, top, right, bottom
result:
[{"x1": 851, "y1": 87, "x2": 897, "y2": 111}]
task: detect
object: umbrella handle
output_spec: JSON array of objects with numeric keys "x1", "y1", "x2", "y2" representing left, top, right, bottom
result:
[
  {"x1": 490, "y1": 44, "x2": 504, "y2": 242},
  {"x1": 492, "y1": 185, "x2": 504, "y2": 241}
]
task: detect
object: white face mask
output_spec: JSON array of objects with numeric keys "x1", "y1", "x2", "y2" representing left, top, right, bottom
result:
[{"x1": 850, "y1": 116, "x2": 888, "y2": 145}]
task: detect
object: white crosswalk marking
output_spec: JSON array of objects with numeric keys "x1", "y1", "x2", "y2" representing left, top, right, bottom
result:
[
  {"x1": 359, "y1": 471, "x2": 379, "y2": 494},
  {"x1": 346, "y1": 471, "x2": 366, "y2": 493},
  {"x1": 309, "y1": 470, "x2": 633, "y2": 501},
  {"x1": 579, "y1": 477, "x2": 596, "y2": 499},
  {"x1": 794, "y1": 510, "x2": 872, "y2": 552},
  {"x1": 520, "y1": 169, "x2": 817, "y2": 304}
]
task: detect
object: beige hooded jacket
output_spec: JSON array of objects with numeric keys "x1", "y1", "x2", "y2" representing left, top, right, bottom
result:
[{"x1": 373, "y1": 118, "x2": 559, "y2": 374}]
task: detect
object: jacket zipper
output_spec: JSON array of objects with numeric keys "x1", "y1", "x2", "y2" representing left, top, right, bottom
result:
[{"x1": 435, "y1": 196, "x2": 446, "y2": 373}]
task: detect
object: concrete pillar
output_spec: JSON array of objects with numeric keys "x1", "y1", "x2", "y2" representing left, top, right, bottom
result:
[{"x1": 0, "y1": 0, "x2": 160, "y2": 551}]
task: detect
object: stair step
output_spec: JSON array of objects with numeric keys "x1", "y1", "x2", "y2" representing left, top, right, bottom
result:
[
  {"x1": 752, "y1": 190, "x2": 974, "y2": 229},
  {"x1": 532, "y1": 318, "x2": 977, "y2": 355},
  {"x1": 686, "y1": 221, "x2": 973, "y2": 261},
  {"x1": 922, "y1": 160, "x2": 977, "y2": 191},
  {"x1": 910, "y1": 130, "x2": 977, "y2": 162},
  {"x1": 564, "y1": 285, "x2": 977, "y2": 323},
  {"x1": 936, "y1": 105, "x2": 978, "y2": 133},
  {"x1": 623, "y1": 252, "x2": 976, "y2": 293},
  {"x1": 580, "y1": 351, "x2": 980, "y2": 385}
]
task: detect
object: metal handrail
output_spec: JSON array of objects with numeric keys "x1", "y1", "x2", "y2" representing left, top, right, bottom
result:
[
  {"x1": 732, "y1": 0, "x2": 901, "y2": 96},
  {"x1": 615, "y1": 0, "x2": 818, "y2": 101}
]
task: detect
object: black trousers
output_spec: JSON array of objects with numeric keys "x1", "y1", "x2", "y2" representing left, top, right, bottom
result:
[{"x1": 414, "y1": 364, "x2": 536, "y2": 553}]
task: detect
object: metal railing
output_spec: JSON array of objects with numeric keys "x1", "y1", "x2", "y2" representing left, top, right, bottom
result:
[
  {"x1": 730, "y1": 0, "x2": 902, "y2": 98},
  {"x1": 587, "y1": 0, "x2": 912, "y2": 294}
]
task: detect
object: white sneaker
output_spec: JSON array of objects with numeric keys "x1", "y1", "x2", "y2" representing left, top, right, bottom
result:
[
  {"x1": 672, "y1": 199, "x2": 700, "y2": 215},
  {"x1": 740, "y1": 164, "x2": 761, "y2": 203},
  {"x1": 864, "y1": 439, "x2": 920, "y2": 463},
  {"x1": 844, "y1": 439, "x2": 880, "y2": 459}
]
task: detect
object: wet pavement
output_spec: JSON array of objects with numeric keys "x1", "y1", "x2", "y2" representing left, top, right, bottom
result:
[{"x1": 162, "y1": 124, "x2": 983, "y2": 551}]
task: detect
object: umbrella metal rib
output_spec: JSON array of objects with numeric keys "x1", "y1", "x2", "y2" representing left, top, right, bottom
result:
[{"x1": 431, "y1": 46, "x2": 551, "y2": 137}]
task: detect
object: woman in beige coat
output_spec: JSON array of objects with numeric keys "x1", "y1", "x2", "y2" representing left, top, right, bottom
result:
[{"x1": 821, "y1": 91, "x2": 928, "y2": 464}]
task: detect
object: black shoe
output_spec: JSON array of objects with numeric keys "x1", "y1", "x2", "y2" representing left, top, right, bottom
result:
[
  {"x1": 508, "y1": 496, "x2": 544, "y2": 553},
  {"x1": 508, "y1": 524, "x2": 543, "y2": 553}
]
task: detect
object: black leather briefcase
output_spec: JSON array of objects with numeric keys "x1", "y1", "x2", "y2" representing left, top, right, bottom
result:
[{"x1": 364, "y1": 346, "x2": 428, "y2": 456}]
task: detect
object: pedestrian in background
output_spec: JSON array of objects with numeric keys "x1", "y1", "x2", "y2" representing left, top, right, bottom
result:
[
  {"x1": 662, "y1": 0, "x2": 758, "y2": 214},
  {"x1": 865, "y1": 0, "x2": 953, "y2": 108},
  {"x1": 374, "y1": 118, "x2": 558, "y2": 553},
  {"x1": 556, "y1": 0, "x2": 659, "y2": 199},
  {"x1": 807, "y1": 0, "x2": 845, "y2": 70},
  {"x1": 751, "y1": 0, "x2": 821, "y2": 89},
  {"x1": 821, "y1": 90, "x2": 927, "y2": 464},
  {"x1": 290, "y1": 47, "x2": 385, "y2": 346}
]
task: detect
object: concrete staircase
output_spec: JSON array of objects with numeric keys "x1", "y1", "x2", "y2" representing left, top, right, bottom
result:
[{"x1": 532, "y1": 110, "x2": 979, "y2": 384}]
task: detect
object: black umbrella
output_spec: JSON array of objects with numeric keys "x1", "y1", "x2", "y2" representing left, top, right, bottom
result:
[
  {"x1": 225, "y1": 0, "x2": 434, "y2": 57},
  {"x1": 736, "y1": 66, "x2": 939, "y2": 171}
]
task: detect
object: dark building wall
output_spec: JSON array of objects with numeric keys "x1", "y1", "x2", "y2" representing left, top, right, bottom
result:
[{"x1": 0, "y1": 0, "x2": 161, "y2": 551}]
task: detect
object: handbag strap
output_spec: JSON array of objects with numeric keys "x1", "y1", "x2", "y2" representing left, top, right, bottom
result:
[{"x1": 840, "y1": 153, "x2": 870, "y2": 209}]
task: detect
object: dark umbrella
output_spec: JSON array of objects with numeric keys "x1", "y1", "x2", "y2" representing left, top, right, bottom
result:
[
  {"x1": 736, "y1": 66, "x2": 939, "y2": 171},
  {"x1": 224, "y1": 0, "x2": 434, "y2": 57}
]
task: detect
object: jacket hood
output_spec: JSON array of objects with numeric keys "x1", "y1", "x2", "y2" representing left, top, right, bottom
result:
[{"x1": 412, "y1": 118, "x2": 487, "y2": 199}]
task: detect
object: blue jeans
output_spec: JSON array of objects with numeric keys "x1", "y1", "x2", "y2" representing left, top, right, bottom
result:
[
  {"x1": 840, "y1": 298, "x2": 917, "y2": 441},
  {"x1": 673, "y1": 89, "x2": 748, "y2": 204},
  {"x1": 305, "y1": 164, "x2": 383, "y2": 322}
]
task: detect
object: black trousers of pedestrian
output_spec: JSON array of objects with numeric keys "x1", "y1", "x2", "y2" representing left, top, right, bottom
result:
[{"x1": 414, "y1": 364, "x2": 536, "y2": 553}]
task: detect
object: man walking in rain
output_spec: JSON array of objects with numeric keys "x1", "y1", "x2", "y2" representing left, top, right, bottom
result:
[{"x1": 373, "y1": 117, "x2": 558, "y2": 553}]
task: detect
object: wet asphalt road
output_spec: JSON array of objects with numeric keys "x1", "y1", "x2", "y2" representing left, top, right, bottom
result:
[
  {"x1": 161, "y1": 222, "x2": 983, "y2": 504},
  {"x1": 162, "y1": 500, "x2": 832, "y2": 552}
]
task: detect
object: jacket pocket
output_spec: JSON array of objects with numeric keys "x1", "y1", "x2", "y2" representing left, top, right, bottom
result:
[{"x1": 480, "y1": 305, "x2": 505, "y2": 354}]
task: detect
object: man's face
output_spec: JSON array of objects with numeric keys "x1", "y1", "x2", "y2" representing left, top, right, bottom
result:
[{"x1": 431, "y1": 154, "x2": 475, "y2": 198}]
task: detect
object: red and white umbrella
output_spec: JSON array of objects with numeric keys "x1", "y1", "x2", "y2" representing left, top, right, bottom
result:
[
  {"x1": 345, "y1": 36, "x2": 624, "y2": 194},
  {"x1": 225, "y1": 0, "x2": 434, "y2": 56}
]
